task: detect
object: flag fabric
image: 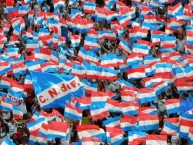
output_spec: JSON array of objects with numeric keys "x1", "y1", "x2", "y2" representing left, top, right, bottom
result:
[
  {"x1": 146, "y1": 135, "x2": 167, "y2": 145},
  {"x1": 138, "y1": 113, "x2": 159, "y2": 131},
  {"x1": 47, "y1": 121, "x2": 70, "y2": 139},
  {"x1": 30, "y1": 71, "x2": 85, "y2": 109},
  {"x1": 165, "y1": 99, "x2": 180, "y2": 115},
  {"x1": 1, "y1": 137, "x2": 15, "y2": 145},
  {"x1": 64, "y1": 103, "x2": 83, "y2": 120}
]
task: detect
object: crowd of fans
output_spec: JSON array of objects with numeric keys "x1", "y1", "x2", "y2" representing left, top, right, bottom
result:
[{"x1": 0, "y1": 0, "x2": 193, "y2": 144}]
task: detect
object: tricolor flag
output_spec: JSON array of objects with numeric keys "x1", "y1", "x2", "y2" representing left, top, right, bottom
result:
[
  {"x1": 81, "y1": 79, "x2": 98, "y2": 93},
  {"x1": 165, "y1": 99, "x2": 180, "y2": 115},
  {"x1": 29, "y1": 129, "x2": 46, "y2": 145},
  {"x1": 71, "y1": 96, "x2": 91, "y2": 111},
  {"x1": 13, "y1": 106, "x2": 23, "y2": 120},
  {"x1": 27, "y1": 118, "x2": 46, "y2": 132},
  {"x1": 0, "y1": 100, "x2": 13, "y2": 111},
  {"x1": 64, "y1": 103, "x2": 82, "y2": 120},
  {"x1": 77, "y1": 125, "x2": 105, "y2": 140},
  {"x1": 137, "y1": 88, "x2": 157, "y2": 104},
  {"x1": 90, "y1": 104, "x2": 110, "y2": 121},
  {"x1": 132, "y1": 43, "x2": 149, "y2": 56},
  {"x1": 98, "y1": 30, "x2": 116, "y2": 41},
  {"x1": 30, "y1": 71, "x2": 85, "y2": 109},
  {"x1": 138, "y1": 106, "x2": 159, "y2": 115},
  {"x1": 83, "y1": 1, "x2": 96, "y2": 14},
  {"x1": 138, "y1": 113, "x2": 159, "y2": 131},
  {"x1": 118, "y1": 38, "x2": 132, "y2": 54},
  {"x1": 47, "y1": 121, "x2": 69, "y2": 139},
  {"x1": 120, "y1": 101, "x2": 139, "y2": 115},
  {"x1": 128, "y1": 130, "x2": 147, "y2": 145},
  {"x1": 105, "y1": 99, "x2": 121, "y2": 113},
  {"x1": 103, "y1": 116, "x2": 121, "y2": 128},
  {"x1": 146, "y1": 135, "x2": 167, "y2": 145},
  {"x1": 120, "y1": 116, "x2": 137, "y2": 131},
  {"x1": 82, "y1": 137, "x2": 100, "y2": 145},
  {"x1": 161, "y1": 121, "x2": 179, "y2": 136},
  {"x1": 106, "y1": 127, "x2": 125, "y2": 145}
]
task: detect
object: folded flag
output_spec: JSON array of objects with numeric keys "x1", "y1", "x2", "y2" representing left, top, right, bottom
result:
[
  {"x1": 165, "y1": 99, "x2": 180, "y2": 115},
  {"x1": 138, "y1": 113, "x2": 159, "y2": 131},
  {"x1": 30, "y1": 71, "x2": 84, "y2": 109},
  {"x1": 64, "y1": 103, "x2": 82, "y2": 120},
  {"x1": 146, "y1": 135, "x2": 167, "y2": 145}
]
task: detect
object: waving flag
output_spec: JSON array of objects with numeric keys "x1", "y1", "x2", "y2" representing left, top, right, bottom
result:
[
  {"x1": 133, "y1": 43, "x2": 149, "y2": 57},
  {"x1": 120, "y1": 102, "x2": 139, "y2": 115},
  {"x1": 118, "y1": 38, "x2": 132, "y2": 54},
  {"x1": 105, "y1": 99, "x2": 121, "y2": 113},
  {"x1": 84, "y1": 36, "x2": 98, "y2": 50},
  {"x1": 128, "y1": 130, "x2": 147, "y2": 144},
  {"x1": 30, "y1": 71, "x2": 84, "y2": 109},
  {"x1": 138, "y1": 106, "x2": 159, "y2": 115},
  {"x1": 1, "y1": 137, "x2": 15, "y2": 145},
  {"x1": 120, "y1": 116, "x2": 137, "y2": 131},
  {"x1": 0, "y1": 100, "x2": 13, "y2": 111},
  {"x1": 27, "y1": 118, "x2": 46, "y2": 132},
  {"x1": 64, "y1": 103, "x2": 82, "y2": 120},
  {"x1": 90, "y1": 104, "x2": 109, "y2": 121},
  {"x1": 13, "y1": 106, "x2": 23, "y2": 120},
  {"x1": 29, "y1": 129, "x2": 46, "y2": 145},
  {"x1": 137, "y1": 88, "x2": 156, "y2": 104},
  {"x1": 98, "y1": 30, "x2": 116, "y2": 40},
  {"x1": 188, "y1": 127, "x2": 193, "y2": 144},
  {"x1": 138, "y1": 113, "x2": 159, "y2": 131},
  {"x1": 82, "y1": 79, "x2": 98, "y2": 93},
  {"x1": 165, "y1": 99, "x2": 180, "y2": 115},
  {"x1": 82, "y1": 137, "x2": 100, "y2": 145},
  {"x1": 47, "y1": 121, "x2": 69, "y2": 139},
  {"x1": 121, "y1": 91, "x2": 136, "y2": 102},
  {"x1": 126, "y1": 67, "x2": 146, "y2": 79},
  {"x1": 77, "y1": 125, "x2": 105, "y2": 140},
  {"x1": 83, "y1": 2, "x2": 96, "y2": 14},
  {"x1": 103, "y1": 116, "x2": 121, "y2": 128},
  {"x1": 106, "y1": 127, "x2": 125, "y2": 145},
  {"x1": 146, "y1": 135, "x2": 167, "y2": 145},
  {"x1": 71, "y1": 64, "x2": 86, "y2": 78},
  {"x1": 161, "y1": 121, "x2": 179, "y2": 136},
  {"x1": 0, "y1": 62, "x2": 11, "y2": 75}
]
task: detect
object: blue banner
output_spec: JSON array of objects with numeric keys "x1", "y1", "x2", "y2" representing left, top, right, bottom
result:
[{"x1": 30, "y1": 71, "x2": 85, "y2": 109}]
